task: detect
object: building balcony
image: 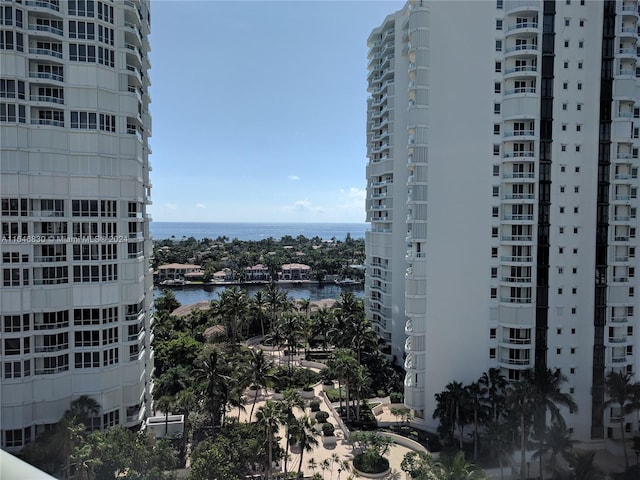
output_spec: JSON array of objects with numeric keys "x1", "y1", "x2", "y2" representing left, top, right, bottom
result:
[
  {"x1": 31, "y1": 118, "x2": 64, "y2": 127},
  {"x1": 25, "y1": 0, "x2": 60, "y2": 12},
  {"x1": 29, "y1": 94, "x2": 64, "y2": 105},
  {"x1": 503, "y1": 193, "x2": 535, "y2": 200},
  {"x1": 498, "y1": 357, "x2": 532, "y2": 366},
  {"x1": 608, "y1": 336, "x2": 627, "y2": 344},
  {"x1": 504, "y1": 129, "x2": 536, "y2": 138},
  {"x1": 502, "y1": 214, "x2": 534, "y2": 221},
  {"x1": 29, "y1": 47, "x2": 63, "y2": 59},
  {"x1": 617, "y1": 48, "x2": 638, "y2": 60},
  {"x1": 29, "y1": 71, "x2": 63, "y2": 82},
  {"x1": 609, "y1": 355, "x2": 627, "y2": 364},
  {"x1": 611, "y1": 316, "x2": 629, "y2": 323},
  {"x1": 506, "y1": 22, "x2": 539, "y2": 32},
  {"x1": 501, "y1": 276, "x2": 533, "y2": 284},
  {"x1": 501, "y1": 255, "x2": 533, "y2": 263},
  {"x1": 500, "y1": 296, "x2": 533, "y2": 304},
  {"x1": 504, "y1": 44, "x2": 538, "y2": 57},
  {"x1": 28, "y1": 24, "x2": 63, "y2": 36},
  {"x1": 504, "y1": 87, "x2": 536, "y2": 96},
  {"x1": 500, "y1": 337, "x2": 532, "y2": 345},
  {"x1": 504, "y1": 65, "x2": 537, "y2": 79},
  {"x1": 501, "y1": 234, "x2": 533, "y2": 242}
]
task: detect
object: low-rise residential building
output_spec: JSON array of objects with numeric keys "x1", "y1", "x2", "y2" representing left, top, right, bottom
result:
[
  {"x1": 280, "y1": 263, "x2": 311, "y2": 281},
  {"x1": 245, "y1": 264, "x2": 271, "y2": 282},
  {"x1": 155, "y1": 263, "x2": 202, "y2": 283}
]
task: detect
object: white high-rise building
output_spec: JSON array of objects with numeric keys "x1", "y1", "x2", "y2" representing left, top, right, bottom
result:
[
  {"x1": 0, "y1": 0, "x2": 153, "y2": 451},
  {"x1": 365, "y1": 0, "x2": 639, "y2": 448}
]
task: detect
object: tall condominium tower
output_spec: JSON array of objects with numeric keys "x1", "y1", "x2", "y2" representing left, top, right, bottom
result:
[
  {"x1": 0, "y1": 0, "x2": 153, "y2": 452},
  {"x1": 365, "y1": 0, "x2": 639, "y2": 448}
]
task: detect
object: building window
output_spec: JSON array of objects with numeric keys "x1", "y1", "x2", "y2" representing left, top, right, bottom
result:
[
  {"x1": 557, "y1": 348, "x2": 562, "y2": 354},
  {"x1": 561, "y1": 145, "x2": 567, "y2": 152},
  {"x1": 577, "y1": 103, "x2": 582, "y2": 111},
  {"x1": 578, "y1": 40, "x2": 583, "y2": 48},
  {"x1": 491, "y1": 267, "x2": 498, "y2": 278},
  {"x1": 490, "y1": 328, "x2": 496, "y2": 338},
  {"x1": 565, "y1": 18, "x2": 570, "y2": 26},
  {"x1": 70, "y1": 111, "x2": 97, "y2": 129},
  {"x1": 564, "y1": 40, "x2": 569, "y2": 47},
  {"x1": 571, "y1": 309, "x2": 576, "y2": 316},
  {"x1": 495, "y1": 40, "x2": 502, "y2": 52},
  {"x1": 563, "y1": 82, "x2": 568, "y2": 90},
  {"x1": 494, "y1": 124, "x2": 500, "y2": 134},
  {"x1": 575, "y1": 145, "x2": 581, "y2": 152},
  {"x1": 494, "y1": 82, "x2": 501, "y2": 93},
  {"x1": 489, "y1": 348, "x2": 496, "y2": 358},
  {"x1": 559, "y1": 227, "x2": 565, "y2": 234},
  {"x1": 490, "y1": 288, "x2": 497, "y2": 299},
  {"x1": 69, "y1": 21, "x2": 95, "y2": 39},
  {"x1": 492, "y1": 186, "x2": 499, "y2": 197},
  {"x1": 560, "y1": 207, "x2": 565, "y2": 213},
  {"x1": 562, "y1": 124, "x2": 567, "y2": 131},
  {"x1": 491, "y1": 247, "x2": 498, "y2": 258},
  {"x1": 560, "y1": 186, "x2": 565, "y2": 193},
  {"x1": 559, "y1": 247, "x2": 564, "y2": 254},
  {"x1": 494, "y1": 103, "x2": 501, "y2": 114},
  {"x1": 572, "y1": 267, "x2": 577, "y2": 274},
  {"x1": 564, "y1": 61, "x2": 569, "y2": 68},
  {"x1": 493, "y1": 165, "x2": 500, "y2": 176},
  {"x1": 576, "y1": 124, "x2": 581, "y2": 132},
  {"x1": 495, "y1": 61, "x2": 502, "y2": 72},
  {"x1": 577, "y1": 82, "x2": 582, "y2": 90},
  {"x1": 575, "y1": 166, "x2": 580, "y2": 173},
  {"x1": 578, "y1": 61, "x2": 583, "y2": 69},
  {"x1": 573, "y1": 248, "x2": 578, "y2": 254},
  {"x1": 572, "y1": 288, "x2": 577, "y2": 294},
  {"x1": 562, "y1": 103, "x2": 568, "y2": 110},
  {"x1": 558, "y1": 288, "x2": 563, "y2": 295},
  {"x1": 570, "y1": 367, "x2": 575, "y2": 374},
  {"x1": 496, "y1": 19, "x2": 503, "y2": 30},
  {"x1": 493, "y1": 144, "x2": 500, "y2": 155},
  {"x1": 571, "y1": 348, "x2": 576, "y2": 354},
  {"x1": 573, "y1": 206, "x2": 579, "y2": 213}
]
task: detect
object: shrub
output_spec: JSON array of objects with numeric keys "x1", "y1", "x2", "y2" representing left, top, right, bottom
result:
[
  {"x1": 315, "y1": 411, "x2": 329, "y2": 423},
  {"x1": 353, "y1": 452, "x2": 389, "y2": 474},
  {"x1": 321, "y1": 423, "x2": 335, "y2": 436},
  {"x1": 309, "y1": 400, "x2": 321, "y2": 412},
  {"x1": 389, "y1": 391, "x2": 404, "y2": 403},
  {"x1": 324, "y1": 387, "x2": 344, "y2": 403}
]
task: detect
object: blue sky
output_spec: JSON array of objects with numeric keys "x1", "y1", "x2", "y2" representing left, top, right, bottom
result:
[{"x1": 148, "y1": 0, "x2": 403, "y2": 223}]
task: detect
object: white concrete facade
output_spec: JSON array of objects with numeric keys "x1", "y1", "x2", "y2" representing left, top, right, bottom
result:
[
  {"x1": 365, "y1": 0, "x2": 640, "y2": 446},
  {"x1": 0, "y1": 0, "x2": 153, "y2": 451}
]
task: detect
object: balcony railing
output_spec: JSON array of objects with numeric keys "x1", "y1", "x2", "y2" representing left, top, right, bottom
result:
[
  {"x1": 618, "y1": 48, "x2": 637, "y2": 55},
  {"x1": 30, "y1": 95, "x2": 64, "y2": 104},
  {"x1": 502, "y1": 214, "x2": 534, "y2": 221},
  {"x1": 35, "y1": 366, "x2": 69, "y2": 375},
  {"x1": 504, "y1": 65, "x2": 537, "y2": 74},
  {"x1": 34, "y1": 322, "x2": 68, "y2": 330},
  {"x1": 31, "y1": 119, "x2": 64, "y2": 127},
  {"x1": 503, "y1": 337, "x2": 532, "y2": 344},
  {"x1": 504, "y1": 151, "x2": 535, "y2": 158},
  {"x1": 34, "y1": 343, "x2": 68, "y2": 353},
  {"x1": 25, "y1": 0, "x2": 59, "y2": 11},
  {"x1": 29, "y1": 72, "x2": 63, "y2": 82},
  {"x1": 504, "y1": 193, "x2": 535, "y2": 200},
  {"x1": 501, "y1": 255, "x2": 533, "y2": 262},
  {"x1": 611, "y1": 316, "x2": 628, "y2": 323},
  {"x1": 507, "y1": 22, "x2": 539, "y2": 31},
  {"x1": 500, "y1": 297, "x2": 532, "y2": 304},
  {"x1": 505, "y1": 44, "x2": 538, "y2": 53},
  {"x1": 504, "y1": 87, "x2": 536, "y2": 95},
  {"x1": 608, "y1": 336, "x2": 627, "y2": 343},
  {"x1": 504, "y1": 130, "x2": 535, "y2": 137},
  {"x1": 500, "y1": 357, "x2": 531, "y2": 365},
  {"x1": 503, "y1": 172, "x2": 535, "y2": 179},
  {"x1": 29, "y1": 47, "x2": 63, "y2": 58},
  {"x1": 28, "y1": 24, "x2": 63, "y2": 36},
  {"x1": 501, "y1": 276, "x2": 532, "y2": 283},
  {"x1": 502, "y1": 235, "x2": 533, "y2": 241}
]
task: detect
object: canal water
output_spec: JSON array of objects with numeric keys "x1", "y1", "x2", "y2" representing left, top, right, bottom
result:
[{"x1": 154, "y1": 283, "x2": 364, "y2": 306}]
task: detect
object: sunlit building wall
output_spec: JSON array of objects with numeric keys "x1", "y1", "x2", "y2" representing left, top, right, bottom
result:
[
  {"x1": 365, "y1": 0, "x2": 639, "y2": 449},
  {"x1": 0, "y1": 0, "x2": 153, "y2": 451}
]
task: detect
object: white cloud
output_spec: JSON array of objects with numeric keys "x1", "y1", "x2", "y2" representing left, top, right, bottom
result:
[
  {"x1": 195, "y1": 203, "x2": 206, "y2": 209},
  {"x1": 164, "y1": 203, "x2": 178, "y2": 211},
  {"x1": 287, "y1": 175, "x2": 300, "y2": 181}
]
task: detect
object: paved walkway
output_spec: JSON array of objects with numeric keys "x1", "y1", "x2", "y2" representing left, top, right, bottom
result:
[{"x1": 226, "y1": 381, "x2": 416, "y2": 480}]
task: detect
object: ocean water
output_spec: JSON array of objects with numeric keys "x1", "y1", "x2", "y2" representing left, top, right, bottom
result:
[{"x1": 150, "y1": 222, "x2": 368, "y2": 241}]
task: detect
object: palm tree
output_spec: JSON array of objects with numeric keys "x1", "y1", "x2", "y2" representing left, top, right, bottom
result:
[
  {"x1": 248, "y1": 349, "x2": 275, "y2": 421},
  {"x1": 435, "y1": 450, "x2": 488, "y2": 479},
  {"x1": 555, "y1": 451, "x2": 605, "y2": 480},
  {"x1": 465, "y1": 381, "x2": 487, "y2": 461},
  {"x1": 312, "y1": 306, "x2": 334, "y2": 351},
  {"x1": 478, "y1": 368, "x2": 507, "y2": 421},
  {"x1": 67, "y1": 395, "x2": 101, "y2": 427},
  {"x1": 326, "y1": 348, "x2": 358, "y2": 421},
  {"x1": 280, "y1": 388, "x2": 304, "y2": 476},
  {"x1": 155, "y1": 395, "x2": 175, "y2": 437},
  {"x1": 195, "y1": 348, "x2": 231, "y2": 433},
  {"x1": 252, "y1": 289, "x2": 268, "y2": 337},
  {"x1": 604, "y1": 371, "x2": 637, "y2": 469},
  {"x1": 291, "y1": 414, "x2": 319, "y2": 479},
  {"x1": 433, "y1": 381, "x2": 470, "y2": 449},
  {"x1": 483, "y1": 420, "x2": 513, "y2": 480},
  {"x1": 214, "y1": 286, "x2": 249, "y2": 348},
  {"x1": 256, "y1": 400, "x2": 283, "y2": 480},
  {"x1": 506, "y1": 375, "x2": 537, "y2": 480},
  {"x1": 532, "y1": 421, "x2": 577, "y2": 480}
]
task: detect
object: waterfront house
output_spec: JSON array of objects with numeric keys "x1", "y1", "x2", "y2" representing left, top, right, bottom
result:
[
  {"x1": 280, "y1": 263, "x2": 311, "y2": 281},
  {"x1": 155, "y1": 263, "x2": 202, "y2": 283},
  {"x1": 245, "y1": 264, "x2": 271, "y2": 282}
]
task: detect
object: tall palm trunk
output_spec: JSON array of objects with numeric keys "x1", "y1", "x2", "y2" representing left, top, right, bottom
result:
[{"x1": 520, "y1": 413, "x2": 527, "y2": 480}]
